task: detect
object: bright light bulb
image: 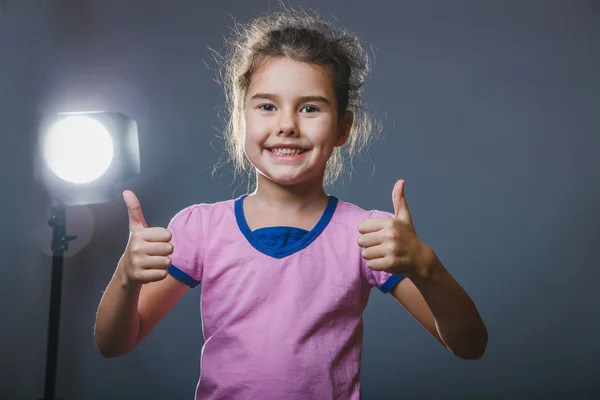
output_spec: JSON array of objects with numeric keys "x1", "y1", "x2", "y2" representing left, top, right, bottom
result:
[{"x1": 44, "y1": 116, "x2": 114, "y2": 184}]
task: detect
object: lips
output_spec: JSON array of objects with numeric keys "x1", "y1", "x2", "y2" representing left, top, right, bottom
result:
[{"x1": 268, "y1": 147, "x2": 307, "y2": 156}]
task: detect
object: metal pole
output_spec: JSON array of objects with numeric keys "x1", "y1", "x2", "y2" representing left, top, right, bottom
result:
[{"x1": 41, "y1": 201, "x2": 76, "y2": 400}]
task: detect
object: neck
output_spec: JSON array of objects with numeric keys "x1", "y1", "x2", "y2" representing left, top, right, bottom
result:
[{"x1": 250, "y1": 171, "x2": 329, "y2": 211}]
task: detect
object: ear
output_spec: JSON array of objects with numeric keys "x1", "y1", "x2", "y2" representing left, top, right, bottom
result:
[{"x1": 335, "y1": 111, "x2": 354, "y2": 147}]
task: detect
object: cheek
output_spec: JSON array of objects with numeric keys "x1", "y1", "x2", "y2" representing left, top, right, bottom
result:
[
  {"x1": 243, "y1": 114, "x2": 267, "y2": 146},
  {"x1": 305, "y1": 119, "x2": 339, "y2": 147}
]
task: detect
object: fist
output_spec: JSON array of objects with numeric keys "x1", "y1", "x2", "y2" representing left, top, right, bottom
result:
[
  {"x1": 357, "y1": 180, "x2": 429, "y2": 277},
  {"x1": 118, "y1": 190, "x2": 174, "y2": 284}
]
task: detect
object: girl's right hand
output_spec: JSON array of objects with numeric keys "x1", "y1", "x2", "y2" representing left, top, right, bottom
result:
[{"x1": 118, "y1": 190, "x2": 174, "y2": 284}]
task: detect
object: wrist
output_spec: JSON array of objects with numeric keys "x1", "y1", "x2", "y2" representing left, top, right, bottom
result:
[
  {"x1": 116, "y1": 260, "x2": 140, "y2": 291},
  {"x1": 409, "y1": 243, "x2": 440, "y2": 283}
]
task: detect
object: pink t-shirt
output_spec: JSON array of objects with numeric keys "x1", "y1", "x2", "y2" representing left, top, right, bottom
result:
[{"x1": 167, "y1": 195, "x2": 404, "y2": 400}]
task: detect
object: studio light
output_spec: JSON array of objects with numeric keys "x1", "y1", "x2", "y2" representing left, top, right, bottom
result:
[
  {"x1": 43, "y1": 116, "x2": 115, "y2": 184},
  {"x1": 36, "y1": 111, "x2": 140, "y2": 206},
  {"x1": 34, "y1": 111, "x2": 140, "y2": 400}
]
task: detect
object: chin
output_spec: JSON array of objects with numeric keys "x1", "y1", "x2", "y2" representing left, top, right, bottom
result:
[
  {"x1": 269, "y1": 175, "x2": 308, "y2": 186},
  {"x1": 258, "y1": 169, "x2": 312, "y2": 187},
  {"x1": 250, "y1": 154, "x2": 323, "y2": 187}
]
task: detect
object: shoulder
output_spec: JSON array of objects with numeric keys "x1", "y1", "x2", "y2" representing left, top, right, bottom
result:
[
  {"x1": 334, "y1": 197, "x2": 394, "y2": 222},
  {"x1": 168, "y1": 197, "x2": 237, "y2": 227}
]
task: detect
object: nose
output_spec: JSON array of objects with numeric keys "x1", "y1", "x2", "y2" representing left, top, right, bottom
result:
[{"x1": 277, "y1": 110, "x2": 298, "y2": 137}]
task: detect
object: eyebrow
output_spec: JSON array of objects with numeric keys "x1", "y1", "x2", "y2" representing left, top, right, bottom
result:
[{"x1": 249, "y1": 93, "x2": 330, "y2": 105}]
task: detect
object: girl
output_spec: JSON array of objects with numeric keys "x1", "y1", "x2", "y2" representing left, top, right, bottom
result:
[{"x1": 94, "y1": 8, "x2": 487, "y2": 400}]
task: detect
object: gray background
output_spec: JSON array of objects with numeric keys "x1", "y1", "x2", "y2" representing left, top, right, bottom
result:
[{"x1": 1, "y1": 0, "x2": 599, "y2": 399}]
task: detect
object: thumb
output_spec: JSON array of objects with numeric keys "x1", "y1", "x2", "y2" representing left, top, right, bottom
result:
[
  {"x1": 123, "y1": 190, "x2": 148, "y2": 231},
  {"x1": 392, "y1": 179, "x2": 412, "y2": 223}
]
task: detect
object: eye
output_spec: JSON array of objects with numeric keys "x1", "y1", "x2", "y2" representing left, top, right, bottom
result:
[
  {"x1": 300, "y1": 105, "x2": 319, "y2": 113},
  {"x1": 258, "y1": 104, "x2": 276, "y2": 112}
]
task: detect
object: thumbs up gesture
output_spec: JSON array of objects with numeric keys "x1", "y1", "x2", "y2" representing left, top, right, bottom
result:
[
  {"x1": 118, "y1": 190, "x2": 174, "y2": 284},
  {"x1": 357, "y1": 180, "x2": 431, "y2": 278}
]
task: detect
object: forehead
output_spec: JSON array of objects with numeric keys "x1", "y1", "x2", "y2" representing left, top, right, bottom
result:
[{"x1": 247, "y1": 57, "x2": 335, "y2": 98}]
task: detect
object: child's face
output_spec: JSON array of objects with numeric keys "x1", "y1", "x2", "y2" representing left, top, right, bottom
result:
[{"x1": 243, "y1": 57, "x2": 351, "y2": 188}]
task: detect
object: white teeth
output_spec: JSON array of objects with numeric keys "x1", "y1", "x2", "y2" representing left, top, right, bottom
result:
[{"x1": 270, "y1": 148, "x2": 305, "y2": 156}]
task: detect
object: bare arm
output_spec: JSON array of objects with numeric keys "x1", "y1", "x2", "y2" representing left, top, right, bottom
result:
[
  {"x1": 359, "y1": 181, "x2": 487, "y2": 360},
  {"x1": 136, "y1": 273, "x2": 189, "y2": 345},
  {"x1": 94, "y1": 190, "x2": 190, "y2": 358},
  {"x1": 94, "y1": 266, "x2": 142, "y2": 358},
  {"x1": 391, "y1": 247, "x2": 488, "y2": 360},
  {"x1": 390, "y1": 277, "x2": 447, "y2": 348},
  {"x1": 94, "y1": 266, "x2": 188, "y2": 358}
]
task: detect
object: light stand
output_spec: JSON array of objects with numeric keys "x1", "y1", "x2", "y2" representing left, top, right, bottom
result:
[
  {"x1": 34, "y1": 110, "x2": 141, "y2": 399},
  {"x1": 40, "y1": 200, "x2": 77, "y2": 400}
]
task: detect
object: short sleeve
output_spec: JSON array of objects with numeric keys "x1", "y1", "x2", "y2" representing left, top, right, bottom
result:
[
  {"x1": 166, "y1": 205, "x2": 204, "y2": 289},
  {"x1": 361, "y1": 209, "x2": 405, "y2": 293}
]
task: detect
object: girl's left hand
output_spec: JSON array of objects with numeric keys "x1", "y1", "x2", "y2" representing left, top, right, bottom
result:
[{"x1": 357, "y1": 180, "x2": 431, "y2": 278}]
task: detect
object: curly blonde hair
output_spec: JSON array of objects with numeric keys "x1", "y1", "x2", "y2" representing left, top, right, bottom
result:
[{"x1": 216, "y1": 6, "x2": 378, "y2": 187}]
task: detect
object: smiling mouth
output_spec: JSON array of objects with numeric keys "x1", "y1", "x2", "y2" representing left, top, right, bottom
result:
[{"x1": 268, "y1": 148, "x2": 308, "y2": 156}]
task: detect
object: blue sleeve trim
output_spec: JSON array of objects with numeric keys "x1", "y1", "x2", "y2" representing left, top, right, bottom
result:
[
  {"x1": 378, "y1": 274, "x2": 405, "y2": 293},
  {"x1": 168, "y1": 265, "x2": 200, "y2": 288}
]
